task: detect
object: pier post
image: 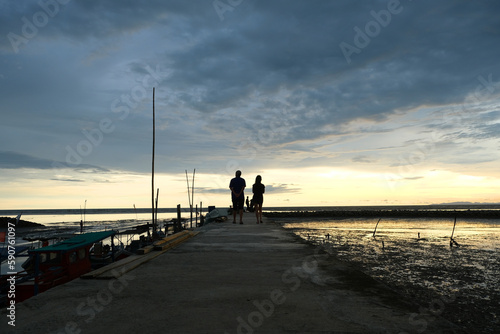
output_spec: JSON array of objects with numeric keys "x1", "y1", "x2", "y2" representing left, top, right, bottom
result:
[
  {"x1": 176, "y1": 204, "x2": 182, "y2": 233},
  {"x1": 200, "y1": 202, "x2": 203, "y2": 227},
  {"x1": 195, "y1": 204, "x2": 198, "y2": 228}
]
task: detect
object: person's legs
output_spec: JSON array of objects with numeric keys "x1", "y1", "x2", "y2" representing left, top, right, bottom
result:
[
  {"x1": 255, "y1": 203, "x2": 261, "y2": 223},
  {"x1": 232, "y1": 201, "x2": 237, "y2": 223},
  {"x1": 260, "y1": 204, "x2": 263, "y2": 222},
  {"x1": 234, "y1": 199, "x2": 243, "y2": 224}
]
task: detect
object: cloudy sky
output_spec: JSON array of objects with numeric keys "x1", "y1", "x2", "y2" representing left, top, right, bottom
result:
[{"x1": 1, "y1": 0, "x2": 500, "y2": 209}]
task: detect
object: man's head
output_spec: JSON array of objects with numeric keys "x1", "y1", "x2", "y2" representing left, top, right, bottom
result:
[{"x1": 235, "y1": 170, "x2": 242, "y2": 177}]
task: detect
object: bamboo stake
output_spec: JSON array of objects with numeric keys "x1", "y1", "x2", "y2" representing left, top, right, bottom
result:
[
  {"x1": 200, "y1": 201, "x2": 203, "y2": 226},
  {"x1": 155, "y1": 188, "x2": 159, "y2": 232},
  {"x1": 372, "y1": 218, "x2": 381, "y2": 237},
  {"x1": 186, "y1": 169, "x2": 196, "y2": 228},
  {"x1": 83, "y1": 199, "x2": 87, "y2": 232},
  {"x1": 191, "y1": 169, "x2": 195, "y2": 206},
  {"x1": 151, "y1": 87, "x2": 156, "y2": 237},
  {"x1": 191, "y1": 169, "x2": 196, "y2": 228},
  {"x1": 80, "y1": 205, "x2": 83, "y2": 233},
  {"x1": 185, "y1": 170, "x2": 191, "y2": 207},
  {"x1": 451, "y1": 216, "x2": 457, "y2": 239},
  {"x1": 450, "y1": 216, "x2": 460, "y2": 247}
]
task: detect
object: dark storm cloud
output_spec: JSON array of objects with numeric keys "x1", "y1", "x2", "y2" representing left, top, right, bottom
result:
[
  {"x1": 0, "y1": 0, "x2": 499, "y2": 175},
  {"x1": 0, "y1": 151, "x2": 58, "y2": 169},
  {"x1": 158, "y1": 0, "x2": 500, "y2": 146},
  {"x1": 0, "y1": 0, "x2": 206, "y2": 50},
  {"x1": 0, "y1": 151, "x2": 107, "y2": 172}
]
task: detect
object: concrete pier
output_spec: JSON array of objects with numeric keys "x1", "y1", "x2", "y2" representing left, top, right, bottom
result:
[{"x1": 2, "y1": 212, "x2": 464, "y2": 333}]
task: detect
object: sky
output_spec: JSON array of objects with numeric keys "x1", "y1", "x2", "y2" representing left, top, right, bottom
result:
[{"x1": 1, "y1": 0, "x2": 500, "y2": 210}]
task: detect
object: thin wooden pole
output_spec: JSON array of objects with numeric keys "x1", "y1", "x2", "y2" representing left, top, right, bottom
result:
[
  {"x1": 191, "y1": 169, "x2": 195, "y2": 228},
  {"x1": 192, "y1": 169, "x2": 195, "y2": 222},
  {"x1": 185, "y1": 169, "x2": 196, "y2": 228},
  {"x1": 80, "y1": 205, "x2": 83, "y2": 233},
  {"x1": 372, "y1": 218, "x2": 381, "y2": 237},
  {"x1": 155, "y1": 188, "x2": 159, "y2": 234},
  {"x1": 450, "y1": 216, "x2": 460, "y2": 247},
  {"x1": 151, "y1": 88, "x2": 156, "y2": 236},
  {"x1": 83, "y1": 199, "x2": 87, "y2": 233},
  {"x1": 185, "y1": 170, "x2": 191, "y2": 206},
  {"x1": 200, "y1": 201, "x2": 203, "y2": 226},
  {"x1": 191, "y1": 169, "x2": 196, "y2": 205},
  {"x1": 451, "y1": 216, "x2": 457, "y2": 240}
]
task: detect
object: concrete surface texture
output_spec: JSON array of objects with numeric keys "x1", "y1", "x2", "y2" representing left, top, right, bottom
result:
[{"x1": 1, "y1": 212, "x2": 465, "y2": 334}]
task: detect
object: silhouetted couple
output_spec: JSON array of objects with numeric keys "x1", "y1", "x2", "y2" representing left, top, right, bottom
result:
[{"x1": 229, "y1": 170, "x2": 265, "y2": 224}]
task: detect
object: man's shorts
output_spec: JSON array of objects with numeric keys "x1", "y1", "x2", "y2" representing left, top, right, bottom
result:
[{"x1": 232, "y1": 199, "x2": 244, "y2": 211}]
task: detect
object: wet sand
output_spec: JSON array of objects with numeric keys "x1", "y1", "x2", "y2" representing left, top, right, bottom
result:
[
  {"x1": 1, "y1": 212, "x2": 465, "y2": 333},
  {"x1": 279, "y1": 216, "x2": 500, "y2": 333}
]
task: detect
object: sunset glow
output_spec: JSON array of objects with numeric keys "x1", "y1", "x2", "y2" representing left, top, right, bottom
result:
[{"x1": 1, "y1": 1, "x2": 499, "y2": 210}]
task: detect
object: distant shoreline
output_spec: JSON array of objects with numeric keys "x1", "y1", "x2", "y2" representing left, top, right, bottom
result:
[
  {"x1": 0, "y1": 217, "x2": 44, "y2": 228},
  {"x1": 264, "y1": 208, "x2": 500, "y2": 220},
  {"x1": 1, "y1": 203, "x2": 499, "y2": 216}
]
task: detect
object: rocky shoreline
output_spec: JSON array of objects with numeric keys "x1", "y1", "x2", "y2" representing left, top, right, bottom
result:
[{"x1": 0, "y1": 217, "x2": 44, "y2": 228}]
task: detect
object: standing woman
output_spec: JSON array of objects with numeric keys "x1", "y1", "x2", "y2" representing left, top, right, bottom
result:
[{"x1": 252, "y1": 175, "x2": 265, "y2": 224}]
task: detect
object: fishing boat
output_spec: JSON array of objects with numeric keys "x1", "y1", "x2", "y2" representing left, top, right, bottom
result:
[
  {"x1": 23, "y1": 234, "x2": 73, "y2": 249},
  {"x1": 89, "y1": 239, "x2": 131, "y2": 269},
  {"x1": 0, "y1": 230, "x2": 123, "y2": 304},
  {"x1": 205, "y1": 208, "x2": 229, "y2": 223},
  {"x1": 0, "y1": 245, "x2": 29, "y2": 263}
]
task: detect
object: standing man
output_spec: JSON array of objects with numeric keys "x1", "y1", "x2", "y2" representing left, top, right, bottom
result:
[{"x1": 229, "y1": 170, "x2": 246, "y2": 224}]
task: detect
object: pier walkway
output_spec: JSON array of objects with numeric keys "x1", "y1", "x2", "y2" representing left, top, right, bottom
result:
[{"x1": 2, "y1": 212, "x2": 464, "y2": 333}]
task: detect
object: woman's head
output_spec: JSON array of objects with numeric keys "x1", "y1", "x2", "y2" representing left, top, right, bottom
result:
[{"x1": 255, "y1": 175, "x2": 262, "y2": 184}]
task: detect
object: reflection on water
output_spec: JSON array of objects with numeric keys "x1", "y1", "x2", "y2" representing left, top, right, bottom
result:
[{"x1": 281, "y1": 217, "x2": 500, "y2": 333}]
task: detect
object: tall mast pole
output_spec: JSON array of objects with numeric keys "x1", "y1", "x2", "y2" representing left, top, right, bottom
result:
[{"x1": 151, "y1": 87, "x2": 156, "y2": 236}]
